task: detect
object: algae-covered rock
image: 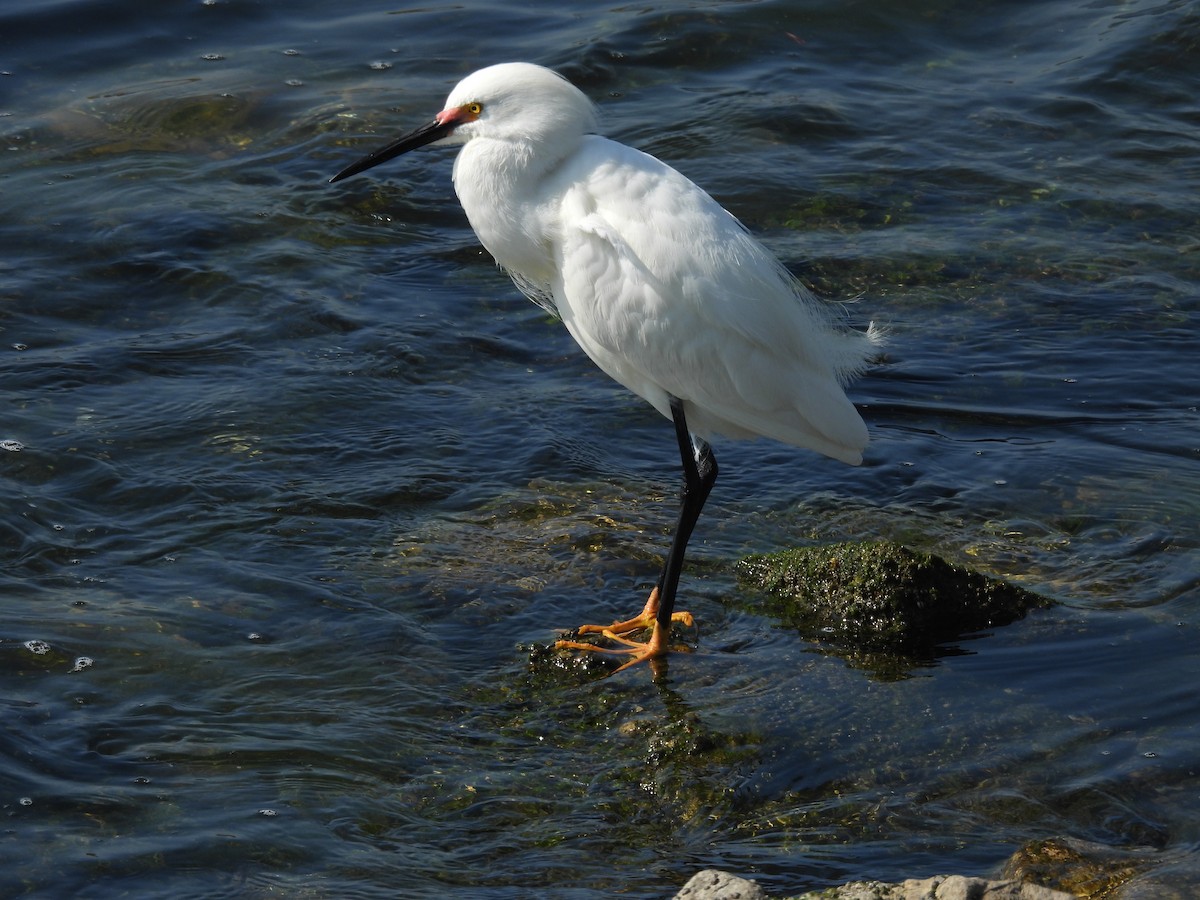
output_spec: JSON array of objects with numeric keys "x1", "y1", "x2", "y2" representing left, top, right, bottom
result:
[
  {"x1": 1002, "y1": 837, "x2": 1159, "y2": 899},
  {"x1": 736, "y1": 541, "x2": 1052, "y2": 655}
]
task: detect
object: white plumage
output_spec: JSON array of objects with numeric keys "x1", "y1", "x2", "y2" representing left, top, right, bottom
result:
[
  {"x1": 332, "y1": 62, "x2": 880, "y2": 671},
  {"x1": 443, "y1": 64, "x2": 878, "y2": 464}
]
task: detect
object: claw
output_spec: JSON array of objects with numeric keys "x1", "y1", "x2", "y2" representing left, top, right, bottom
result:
[{"x1": 553, "y1": 588, "x2": 696, "y2": 674}]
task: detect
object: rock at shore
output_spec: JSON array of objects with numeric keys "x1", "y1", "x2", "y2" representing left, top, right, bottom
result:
[{"x1": 671, "y1": 870, "x2": 1075, "y2": 900}]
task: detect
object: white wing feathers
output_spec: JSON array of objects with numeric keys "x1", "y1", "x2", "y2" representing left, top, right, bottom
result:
[{"x1": 537, "y1": 136, "x2": 876, "y2": 465}]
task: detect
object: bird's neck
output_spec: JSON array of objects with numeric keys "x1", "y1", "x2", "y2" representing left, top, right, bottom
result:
[{"x1": 452, "y1": 137, "x2": 561, "y2": 284}]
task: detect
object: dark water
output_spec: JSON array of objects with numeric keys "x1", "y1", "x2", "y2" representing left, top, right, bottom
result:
[{"x1": 2, "y1": 0, "x2": 1197, "y2": 896}]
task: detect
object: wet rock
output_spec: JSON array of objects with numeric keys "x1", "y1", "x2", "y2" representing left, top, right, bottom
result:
[
  {"x1": 785, "y1": 882, "x2": 896, "y2": 899},
  {"x1": 736, "y1": 541, "x2": 1052, "y2": 656},
  {"x1": 1001, "y1": 837, "x2": 1159, "y2": 898},
  {"x1": 673, "y1": 869, "x2": 767, "y2": 899},
  {"x1": 888, "y1": 875, "x2": 1073, "y2": 899},
  {"x1": 672, "y1": 871, "x2": 1073, "y2": 900},
  {"x1": 793, "y1": 877, "x2": 1070, "y2": 899}
]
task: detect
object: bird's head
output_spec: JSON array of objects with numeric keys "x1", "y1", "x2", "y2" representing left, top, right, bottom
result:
[{"x1": 330, "y1": 62, "x2": 599, "y2": 184}]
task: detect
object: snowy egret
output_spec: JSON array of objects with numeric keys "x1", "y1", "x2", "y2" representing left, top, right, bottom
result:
[{"x1": 331, "y1": 62, "x2": 880, "y2": 673}]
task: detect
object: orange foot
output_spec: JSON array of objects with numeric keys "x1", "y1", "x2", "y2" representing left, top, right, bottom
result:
[{"x1": 553, "y1": 587, "x2": 696, "y2": 674}]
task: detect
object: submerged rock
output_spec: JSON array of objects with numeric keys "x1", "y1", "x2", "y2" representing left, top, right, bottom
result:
[
  {"x1": 1001, "y1": 837, "x2": 1164, "y2": 898},
  {"x1": 736, "y1": 541, "x2": 1052, "y2": 656}
]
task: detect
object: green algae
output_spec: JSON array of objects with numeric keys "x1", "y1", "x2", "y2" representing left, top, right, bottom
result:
[{"x1": 736, "y1": 540, "x2": 1053, "y2": 656}]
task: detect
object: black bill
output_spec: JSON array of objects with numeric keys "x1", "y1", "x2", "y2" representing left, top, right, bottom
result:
[{"x1": 329, "y1": 117, "x2": 455, "y2": 184}]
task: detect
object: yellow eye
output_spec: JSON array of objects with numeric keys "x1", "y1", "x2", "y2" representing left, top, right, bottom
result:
[{"x1": 466, "y1": 102, "x2": 483, "y2": 116}]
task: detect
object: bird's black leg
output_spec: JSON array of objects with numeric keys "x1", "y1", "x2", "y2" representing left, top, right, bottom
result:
[
  {"x1": 552, "y1": 395, "x2": 717, "y2": 673},
  {"x1": 653, "y1": 396, "x2": 718, "y2": 632}
]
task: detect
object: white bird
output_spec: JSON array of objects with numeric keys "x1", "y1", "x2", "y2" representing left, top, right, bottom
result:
[{"x1": 331, "y1": 62, "x2": 880, "y2": 673}]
